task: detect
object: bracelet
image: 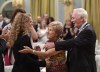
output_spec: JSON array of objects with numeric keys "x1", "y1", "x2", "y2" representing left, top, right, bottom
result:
[
  {"x1": 32, "y1": 50, "x2": 35, "y2": 53},
  {"x1": 32, "y1": 50, "x2": 37, "y2": 55}
]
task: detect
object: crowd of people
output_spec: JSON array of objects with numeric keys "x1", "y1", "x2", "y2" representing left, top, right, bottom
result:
[{"x1": 0, "y1": 8, "x2": 97, "y2": 72}]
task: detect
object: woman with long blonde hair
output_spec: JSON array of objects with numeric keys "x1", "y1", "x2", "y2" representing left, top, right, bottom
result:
[{"x1": 9, "y1": 13, "x2": 40, "y2": 72}]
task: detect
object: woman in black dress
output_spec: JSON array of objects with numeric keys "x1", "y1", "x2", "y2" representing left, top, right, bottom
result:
[{"x1": 8, "y1": 13, "x2": 40, "y2": 72}]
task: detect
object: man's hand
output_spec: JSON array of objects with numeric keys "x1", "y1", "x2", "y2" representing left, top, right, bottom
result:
[{"x1": 44, "y1": 42, "x2": 55, "y2": 50}]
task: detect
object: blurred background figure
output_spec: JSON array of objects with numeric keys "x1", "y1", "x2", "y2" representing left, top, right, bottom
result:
[
  {"x1": 4, "y1": 17, "x2": 10, "y2": 24},
  {"x1": 62, "y1": 19, "x2": 75, "y2": 40},
  {"x1": 43, "y1": 13, "x2": 49, "y2": 21},
  {"x1": 47, "y1": 17, "x2": 55, "y2": 25},
  {"x1": 37, "y1": 19, "x2": 48, "y2": 44},
  {"x1": 0, "y1": 13, "x2": 7, "y2": 29}
]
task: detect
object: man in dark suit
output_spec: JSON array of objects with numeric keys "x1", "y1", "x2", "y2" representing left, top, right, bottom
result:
[
  {"x1": 0, "y1": 39, "x2": 6, "y2": 72},
  {"x1": 44, "y1": 8, "x2": 97, "y2": 72}
]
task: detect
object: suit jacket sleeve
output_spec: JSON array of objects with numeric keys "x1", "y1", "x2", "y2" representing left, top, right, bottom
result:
[
  {"x1": 0, "y1": 39, "x2": 6, "y2": 72},
  {"x1": 0, "y1": 39, "x2": 6, "y2": 53},
  {"x1": 55, "y1": 28, "x2": 94, "y2": 51}
]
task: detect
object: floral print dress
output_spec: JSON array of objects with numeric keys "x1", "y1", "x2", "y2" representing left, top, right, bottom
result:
[{"x1": 46, "y1": 50, "x2": 67, "y2": 72}]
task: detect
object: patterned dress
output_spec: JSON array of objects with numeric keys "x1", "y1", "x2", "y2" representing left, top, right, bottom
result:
[{"x1": 46, "y1": 40, "x2": 67, "y2": 72}]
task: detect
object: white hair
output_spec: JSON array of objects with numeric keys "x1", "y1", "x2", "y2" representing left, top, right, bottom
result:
[{"x1": 73, "y1": 8, "x2": 88, "y2": 21}]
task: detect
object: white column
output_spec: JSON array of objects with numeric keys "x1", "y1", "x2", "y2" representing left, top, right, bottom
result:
[
  {"x1": 55, "y1": 0, "x2": 59, "y2": 21},
  {"x1": 24, "y1": 0, "x2": 30, "y2": 13},
  {"x1": 74, "y1": 0, "x2": 83, "y2": 8},
  {"x1": 58, "y1": 0, "x2": 64, "y2": 23}
]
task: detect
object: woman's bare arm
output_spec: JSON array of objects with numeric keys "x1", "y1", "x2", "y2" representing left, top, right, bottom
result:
[{"x1": 19, "y1": 46, "x2": 62, "y2": 59}]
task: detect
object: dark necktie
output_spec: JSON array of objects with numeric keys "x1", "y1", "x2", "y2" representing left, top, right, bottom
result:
[{"x1": 76, "y1": 29, "x2": 79, "y2": 35}]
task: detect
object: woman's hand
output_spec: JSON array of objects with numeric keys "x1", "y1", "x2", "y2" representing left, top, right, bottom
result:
[{"x1": 19, "y1": 46, "x2": 33, "y2": 54}]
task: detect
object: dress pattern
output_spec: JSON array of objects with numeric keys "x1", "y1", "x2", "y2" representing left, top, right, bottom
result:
[{"x1": 46, "y1": 40, "x2": 67, "y2": 72}]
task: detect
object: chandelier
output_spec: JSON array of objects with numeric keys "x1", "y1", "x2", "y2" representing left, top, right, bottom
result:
[
  {"x1": 64, "y1": 0, "x2": 72, "y2": 6},
  {"x1": 12, "y1": 0, "x2": 23, "y2": 8},
  {"x1": 59, "y1": 0, "x2": 72, "y2": 6}
]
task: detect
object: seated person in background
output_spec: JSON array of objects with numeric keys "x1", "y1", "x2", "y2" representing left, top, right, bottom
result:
[{"x1": 19, "y1": 21, "x2": 68, "y2": 72}]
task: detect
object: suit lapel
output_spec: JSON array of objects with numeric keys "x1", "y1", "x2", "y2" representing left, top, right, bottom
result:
[{"x1": 74, "y1": 23, "x2": 90, "y2": 38}]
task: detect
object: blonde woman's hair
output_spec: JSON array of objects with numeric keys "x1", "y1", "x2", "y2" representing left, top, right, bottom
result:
[
  {"x1": 48, "y1": 21, "x2": 63, "y2": 38},
  {"x1": 9, "y1": 13, "x2": 30, "y2": 47}
]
